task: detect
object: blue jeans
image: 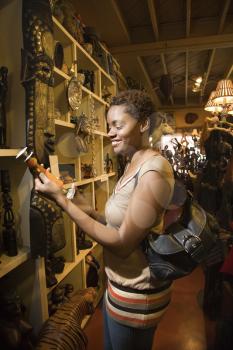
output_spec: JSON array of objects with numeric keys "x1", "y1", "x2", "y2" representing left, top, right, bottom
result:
[{"x1": 103, "y1": 299, "x2": 156, "y2": 350}]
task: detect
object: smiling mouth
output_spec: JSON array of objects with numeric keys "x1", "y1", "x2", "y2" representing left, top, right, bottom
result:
[{"x1": 112, "y1": 141, "x2": 121, "y2": 147}]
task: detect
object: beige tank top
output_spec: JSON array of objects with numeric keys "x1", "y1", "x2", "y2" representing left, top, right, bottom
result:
[{"x1": 104, "y1": 154, "x2": 174, "y2": 290}]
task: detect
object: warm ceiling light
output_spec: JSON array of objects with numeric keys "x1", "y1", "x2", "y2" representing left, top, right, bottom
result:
[
  {"x1": 204, "y1": 91, "x2": 223, "y2": 113},
  {"x1": 195, "y1": 76, "x2": 202, "y2": 84},
  {"x1": 213, "y1": 79, "x2": 233, "y2": 105},
  {"x1": 191, "y1": 76, "x2": 203, "y2": 92}
]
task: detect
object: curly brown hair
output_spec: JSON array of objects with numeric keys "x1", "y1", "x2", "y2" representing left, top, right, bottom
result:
[{"x1": 110, "y1": 90, "x2": 159, "y2": 134}]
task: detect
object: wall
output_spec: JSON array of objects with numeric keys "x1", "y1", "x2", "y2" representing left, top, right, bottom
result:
[
  {"x1": 173, "y1": 107, "x2": 210, "y2": 130},
  {"x1": 0, "y1": 0, "x2": 25, "y2": 148}
]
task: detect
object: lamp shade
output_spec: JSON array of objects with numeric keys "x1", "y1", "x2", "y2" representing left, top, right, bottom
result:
[
  {"x1": 213, "y1": 79, "x2": 233, "y2": 105},
  {"x1": 228, "y1": 104, "x2": 233, "y2": 115},
  {"x1": 204, "y1": 91, "x2": 223, "y2": 113}
]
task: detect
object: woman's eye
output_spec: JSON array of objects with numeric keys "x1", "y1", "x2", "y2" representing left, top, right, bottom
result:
[{"x1": 116, "y1": 125, "x2": 123, "y2": 130}]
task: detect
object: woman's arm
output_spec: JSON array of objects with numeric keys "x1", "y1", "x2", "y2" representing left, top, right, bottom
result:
[
  {"x1": 35, "y1": 170, "x2": 172, "y2": 258},
  {"x1": 71, "y1": 189, "x2": 106, "y2": 224}
]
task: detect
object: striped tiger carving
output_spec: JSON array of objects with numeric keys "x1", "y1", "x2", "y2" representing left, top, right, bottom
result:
[{"x1": 36, "y1": 288, "x2": 96, "y2": 350}]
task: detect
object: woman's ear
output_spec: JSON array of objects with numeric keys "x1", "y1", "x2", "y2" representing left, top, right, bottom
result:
[{"x1": 140, "y1": 118, "x2": 150, "y2": 133}]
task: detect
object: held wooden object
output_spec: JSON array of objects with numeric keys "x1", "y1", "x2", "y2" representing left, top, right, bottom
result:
[
  {"x1": 16, "y1": 147, "x2": 63, "y2": 188},
  {"x1": 26, "y1": 156, "x2": 63, "y2": 188}
]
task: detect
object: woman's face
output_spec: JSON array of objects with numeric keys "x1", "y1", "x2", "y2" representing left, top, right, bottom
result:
[{"x1": 107, "y1": 105, "x2": 143, "y2": 156}]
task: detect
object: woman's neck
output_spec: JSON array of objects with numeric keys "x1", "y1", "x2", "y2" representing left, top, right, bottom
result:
[{"x1": 127, "y1": 147, "x2": 156, "y2": 165}]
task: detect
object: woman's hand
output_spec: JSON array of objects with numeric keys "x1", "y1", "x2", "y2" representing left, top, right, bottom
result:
[{"x1": 34, "y1": 170, "x2": 65, "y2": 204}]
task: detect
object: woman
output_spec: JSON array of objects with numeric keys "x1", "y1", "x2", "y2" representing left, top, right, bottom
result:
[{"x1": 35, "y1": 89, "x2": 174, "y2": 350}]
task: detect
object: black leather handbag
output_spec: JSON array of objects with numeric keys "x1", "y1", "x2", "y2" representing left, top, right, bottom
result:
[{"x1": 144, "y1": 194, "x2": 220, "y2": 281}]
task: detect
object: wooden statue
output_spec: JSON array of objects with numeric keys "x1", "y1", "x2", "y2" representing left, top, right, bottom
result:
[
  {"x1": 1, "y1": 170, "x2": 18, "y2": 257},
  {"x1": 36, "y1": 288, "x2": 96, "y2": 350},
  {"x1": 21, "y1": 0, "x2": 55, "y2": 167}
]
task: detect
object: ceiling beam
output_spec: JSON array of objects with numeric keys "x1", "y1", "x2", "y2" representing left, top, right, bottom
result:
[
  {"x1": 110, "y1": 33, "x2": 233, "y2": 56},
  {"x1": 137, "y1": 56, "x2": 161, "y2": 108},
  {"x1": 185, "y1": 51, "x2": 189, "y2": 105},
  {"x1": 110, "y1": 0, "x2": 162, "y2": 107},
  {"x1": 185, "y1": 0, "x2": 191, "y2": 105},
  {"x1": 110, "y1": 0, "x2": 131, "y2": 43},
  {"x1": 160, "y1": 53, "x2": 168, "y2": 74},
  {"x1": 159, "y1": 54, "x2": 174, "y2": 104},
  {"x1": 186, "y1": 0, "x2": 191, "y2": 37},
  {"x1": 147, "y1": 0, "x2": 174, "y2": 104},
  {"x1": 225, "y1": 64, "x2": 233, "y2": 78},
  {"x1": 218, "y1": 0, "x2": 231, "y2": 34},
  {"x1": 200, "y1": 0, "x2": 230, "y2": 100},
  {"x1": 200, "y1": 49, "x2": 216, "y2": 102},
  {"x1": 147, "y1": 0, "x2": 159, "y2": 40},
  {"x1": 110, "y1": 0, "x2": 161, "y2": 106}
]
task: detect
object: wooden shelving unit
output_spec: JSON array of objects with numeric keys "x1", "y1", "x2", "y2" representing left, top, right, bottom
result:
[
  {"x1": 0, "y1": 149, "x2": 21, "y2": 157},
  {"x1": 0, "y1": 247, "x2": 30, "y2": 278},
  {"x1": 0, "y1": 1, "x2": 120, "y2": 334}
]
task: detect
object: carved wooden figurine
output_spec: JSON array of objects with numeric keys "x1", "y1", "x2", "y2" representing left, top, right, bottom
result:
[
  {"x1": 36, "y1": 288, "x2": 96, "y2": 350},
  {"x1": 1, "y1": 170, "x2": 18, "y2": 256}
]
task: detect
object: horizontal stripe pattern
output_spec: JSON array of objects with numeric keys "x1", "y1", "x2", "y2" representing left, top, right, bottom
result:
[
  {"x1": 110, "y1": 279, "x2": 172, "y2": 294},
  {"x1": 106, "y1": 280, "x2": 172, "y2": 329}
]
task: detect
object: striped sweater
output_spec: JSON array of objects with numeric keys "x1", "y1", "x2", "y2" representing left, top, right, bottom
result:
[{"x1": 106, "y1": 280, "x2": 172, "y2": 329}]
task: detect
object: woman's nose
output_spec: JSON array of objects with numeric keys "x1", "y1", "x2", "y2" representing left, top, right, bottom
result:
[{"x1": 107, "y1": 127, "x2": 116, "y2": 138}]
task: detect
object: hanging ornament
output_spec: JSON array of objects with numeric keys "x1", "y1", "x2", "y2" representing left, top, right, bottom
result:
[{"x1": 159, "y1": 74, "x2": 173, "y2": 100}]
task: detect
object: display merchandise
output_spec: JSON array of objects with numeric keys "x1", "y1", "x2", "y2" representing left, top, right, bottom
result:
[
  {"x1": 76, "y1": 226, "x2": 93, "y2": 251},
  {"x1": 21, "y1": 0, "x2": 55, "y2": 167},
  {"x1": 0, "y1": 0, "x2": 117, "y2": 335},
  {"x1": 16, "y1": 147, "x2": 63, "y2": 188},
  {"x1": 1, "y1": 169, "x2": 18, "y2": 257},
  {"x1": 54, "y1": 41, "x2": 64, "y2": 69},
  {"x1": 30, "y1": 189, "x2": 66, "y2": 287},
  {"x1": 67, "y1": 77, "x2": 83, "y2": 111},
  {"x1": 74, "y1": 112, "x2": 91, "y2": 154},
  {"x1": 0, "y1": 290, "x2": 34, "y2": 350},
  {"x1": 36, "y1": 288, "x2": 96, "y2": 350}
]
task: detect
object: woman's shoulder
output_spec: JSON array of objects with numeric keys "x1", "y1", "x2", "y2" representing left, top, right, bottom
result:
[
  {"x1": 138, "y1": 153, "x2": 174, "y2": 183},
  {"x1": 140, "y1": 152, "x2": 173, "y2": 172}
]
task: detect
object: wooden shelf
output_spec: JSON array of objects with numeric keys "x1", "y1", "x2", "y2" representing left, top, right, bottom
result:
[
  {"x1": 76, "y1": 178, "x2": 95, "y2": 186},
  {"x1": 63, "y1": 178, "x2": 94, "y2": 189},
  {"x1": 52, "y1": 16, "x2": 115, "y2": 86},
  {"x1": 53, "y1": 71, "x2": 108, "y2": 108},
  {"x1": 81, "y1": 85, "x2": 108, "y2": 105},
  {"x1": 54, "y1": 66, "x2": 70, "y2": 80},
  {"x1": 0, "y1": 149, "x2": 21, "y2": 157},
  {"x1": 0, "y1": 247, "x2": 30, "y2": 278},
  {"x1": 46, "y1": 242, "x2": 97, "y2": 294},
  {"x1": 55, "y1": 119, "x2": 75, "y2": 128},
  {"x1": 94, "y1": 130, "x2": 108, "y2": 137},
  {"x1": 55, "y1": 120, "x2": 108, "y2": 137},
  {"x1": 0, "y1": 4, "x2": 120, "y2": 334},
  {"x1": 106, "y1": 172, "x2": 116, "y2": 178},
  {"x1": 63, "y1": 173, "x2": 116, "y2": 189},
  {"x1": 46, "y1": 261, "x2": 77, "y2": 294}
]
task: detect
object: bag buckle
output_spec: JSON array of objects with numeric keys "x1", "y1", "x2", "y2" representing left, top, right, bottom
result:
[{"x1": 182, "y1": 233, "x2": 205, "y2": 263}]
